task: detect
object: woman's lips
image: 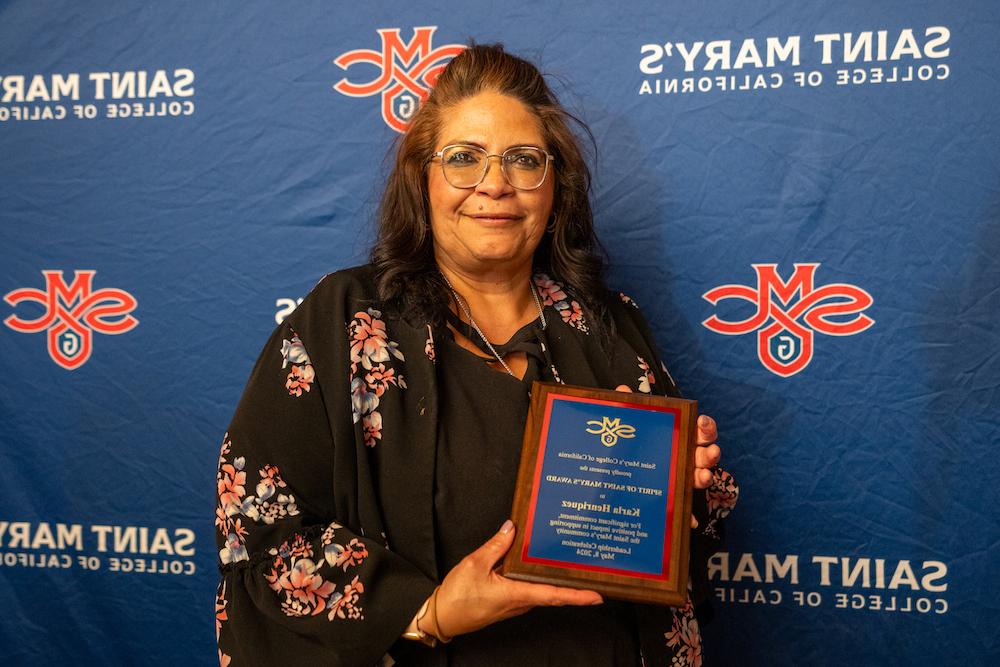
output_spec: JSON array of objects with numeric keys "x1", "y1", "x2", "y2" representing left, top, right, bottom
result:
[{"x1": 465, "y1": 213, "x2": 520, "y2": 224}]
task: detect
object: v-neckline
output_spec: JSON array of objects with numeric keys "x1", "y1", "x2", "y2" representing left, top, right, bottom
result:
[
  {"x1": 442, "y1": 323, "x2": 540, "y2": 384},
  {"x1": 443, "y1": 308, "x2": 541, "y2": 356}
]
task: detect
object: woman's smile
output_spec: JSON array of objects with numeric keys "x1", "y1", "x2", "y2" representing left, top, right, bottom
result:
[{"x1": 463, "y1": 211, "x2": 521, "y2": 224}]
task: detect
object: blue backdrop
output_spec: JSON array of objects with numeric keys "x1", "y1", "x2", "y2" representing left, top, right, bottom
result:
[{"x1": 2, "y1": 1, "x2": 998, "y2": 664}]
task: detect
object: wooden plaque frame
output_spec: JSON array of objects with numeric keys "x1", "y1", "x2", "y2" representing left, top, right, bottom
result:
[{"x1": 499, "y1": 382, "x2": 697, "y2": 606}]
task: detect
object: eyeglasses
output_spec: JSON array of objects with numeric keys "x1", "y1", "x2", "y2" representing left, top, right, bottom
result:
[{"x1": 429, "y1": 144, "x2": 555, "y2": 191}]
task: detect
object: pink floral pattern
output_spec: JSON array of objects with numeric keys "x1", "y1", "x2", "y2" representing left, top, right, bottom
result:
[
  {"x1": 216, "y1": 582, "x2": 231, "y2": 666},
  {"x1": 364, "y1": 364, "x2": 400, "y2": 396},
  {"x1": 285, "y1": 364, "x2": 315, "y2": 396},
  {"x1": 333, "y1": 538, "x2": 369, "y2": 570},
  {"x1": 347, "y1": 308, "x2": 406, "y2": 447},
  {"x1": 216, "y1": 434, "x2": 300, "y2": 565},
  {"x1": 425, "y1": 325, "x2": 436, "y2": 363},
  {"x1": 282, "y1": 332, "x2": 315, "y2": 397},
  {"x1": 322, "y1": 526, "x2": 370, "y2": 571},
  {"x1": 217, "y1": 437, "x2": 246, "y2": 511},
  {"x1": 263, "y1": 524, "x2": 368, "y2": 621},
  {"x1": 361, "y1": 411, "x2": 383, "y2": 448},
  {"x1": 560, "y1": 300, "x2": 587, "y2": 329},
  {"x1": 328, "y1": 575, "x2": 365, "y2": 620},
  {"x1": 637, "y1": 356, "x2": 655, "y2": 394},
  {"x1": 533, "y1": 274, "x2": 567, "y2": 303},
  {"x1": 702, "y1": 468, "x2": 739, "y2": 539},
  {"x1": 533, "y1": 273, "x2": 589, "y2": 334},
  {"x1": 664, "y1": 594, "x2": 703, "y2": 667},
  {"x1": 349, "y1": 308, "x2": 404, "y2": 371},
  {"x1": 267, "y1": 557, "x2": 337, "y2": 617},
  {"x1": 706, "y1": 467, "x2": 739, "y2": 516}
]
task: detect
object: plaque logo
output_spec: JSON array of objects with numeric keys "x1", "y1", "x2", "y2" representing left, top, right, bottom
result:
[
  {"x1": 333, "y1": 27, "x2": 465, "y2": 133},
  {"x1": 702, "y1": 263, "x2": 874, "y2": 377},
  {"x1": 585, "y1": 417, "x2": 637, "y2": 447}
]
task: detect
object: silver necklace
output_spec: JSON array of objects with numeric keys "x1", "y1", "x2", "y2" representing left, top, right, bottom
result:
[{"x1": 441, "y1": 274, "x2": 546, "y2": 377}]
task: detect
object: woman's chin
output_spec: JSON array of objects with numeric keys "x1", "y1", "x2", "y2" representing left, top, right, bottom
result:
[{"x1": 466, "y1": 248, "x2": 534, "y2": 271}]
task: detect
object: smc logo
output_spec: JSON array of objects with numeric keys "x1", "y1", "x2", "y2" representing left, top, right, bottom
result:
[
  {"x1": 333, "y1": 27, "x2": 465, "y2": 132},
  {"x1": 4, "y1": 270, "x2": 138, "y2": 370},
  {"x1": 702, "y1": 264, "x2": 874, "y2": 377}
]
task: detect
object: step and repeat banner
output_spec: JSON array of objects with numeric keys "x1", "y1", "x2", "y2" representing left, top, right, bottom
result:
[{"x1": 2, "y1": 1, "x2": 997, "y2": 664}]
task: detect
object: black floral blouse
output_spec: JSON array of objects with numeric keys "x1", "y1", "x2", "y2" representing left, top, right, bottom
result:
[{"x1": 215, "y1": 265, "x2": 739, "y2": 667}]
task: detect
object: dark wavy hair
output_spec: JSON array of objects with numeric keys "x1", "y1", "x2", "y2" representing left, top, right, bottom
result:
[{"x1": 371, "y1": 43, "x2": 610, "y2": 333}]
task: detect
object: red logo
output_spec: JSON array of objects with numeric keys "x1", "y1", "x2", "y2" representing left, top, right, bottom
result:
[
  {"x1": 702, "y1": 264, "x2": 874, "y2": 377},
  {"x1": 4, "y1": 270, "x2": 138, "y2": 370},
  {"x1": 333, "y1": 27, "x2": 465, "y2": 133}
]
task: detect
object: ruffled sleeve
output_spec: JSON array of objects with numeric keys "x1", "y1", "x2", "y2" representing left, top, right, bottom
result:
[{"x1": 215, "y1": 314, "x2": 436, "y2": 666}]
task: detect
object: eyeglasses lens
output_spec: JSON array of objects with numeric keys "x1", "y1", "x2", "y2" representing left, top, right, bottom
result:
[{"x1": 441, "y1": 146, "x2": 547, "y2": 190}]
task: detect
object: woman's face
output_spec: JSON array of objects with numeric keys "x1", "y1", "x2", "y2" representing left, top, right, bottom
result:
[{"x1": 427, "y1": 91, "x2": 555, "y2": 277}]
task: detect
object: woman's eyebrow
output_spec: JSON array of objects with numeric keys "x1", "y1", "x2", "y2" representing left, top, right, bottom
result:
[
  {"x1": 443, "y1": 140, "x2": 487, "y2": 149},
  {"x1": 444, "y1": 140, "x2": 544, "y2": 151}
]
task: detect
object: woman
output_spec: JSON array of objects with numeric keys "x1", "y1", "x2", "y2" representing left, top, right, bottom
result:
[{"x1": 215, "y1": 44, "x2": 738, "y2": 666}]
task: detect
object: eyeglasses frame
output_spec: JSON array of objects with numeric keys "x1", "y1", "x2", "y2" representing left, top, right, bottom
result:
[{"x1": 428, "y1": 144, "x2": 556, "y2": 191}]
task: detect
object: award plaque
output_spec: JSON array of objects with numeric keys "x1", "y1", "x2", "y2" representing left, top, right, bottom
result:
[{"x1": 499, "y1": 382, "x2": 697, "y2": 606}]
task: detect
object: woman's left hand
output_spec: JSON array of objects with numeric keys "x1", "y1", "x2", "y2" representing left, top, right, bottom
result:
[
  {"x1": 692, "y1": 414, "x2": 721, "y2": 528},
  {"x1": 694, "y1": 414, "x2": 721, "y2": 489}
]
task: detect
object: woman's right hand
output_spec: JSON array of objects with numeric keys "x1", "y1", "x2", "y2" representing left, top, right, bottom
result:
[{"x1": 433, "y1": 519, "x2": 603, "y2": 638}]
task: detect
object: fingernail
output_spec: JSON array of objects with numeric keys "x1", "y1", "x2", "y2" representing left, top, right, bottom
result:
[
  {"x1": 500, "y1": 519, "x2": 513, "y2": 534},
  {"x1": 698, "y1": 415, "x2": 709, "y2": 428},
  {"x1": 590, "y1": 597, "x2": 604, "y2": 605}
]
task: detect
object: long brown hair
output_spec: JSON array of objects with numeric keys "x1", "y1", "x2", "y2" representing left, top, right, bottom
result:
[{"x1": 371, "y1": 43, "x2": 610, "y2": 333}]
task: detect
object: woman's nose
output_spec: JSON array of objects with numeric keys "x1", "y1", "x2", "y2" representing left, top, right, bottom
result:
[{"x1": 475, "y1": 155, "x2": 513, "y2": 196}]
